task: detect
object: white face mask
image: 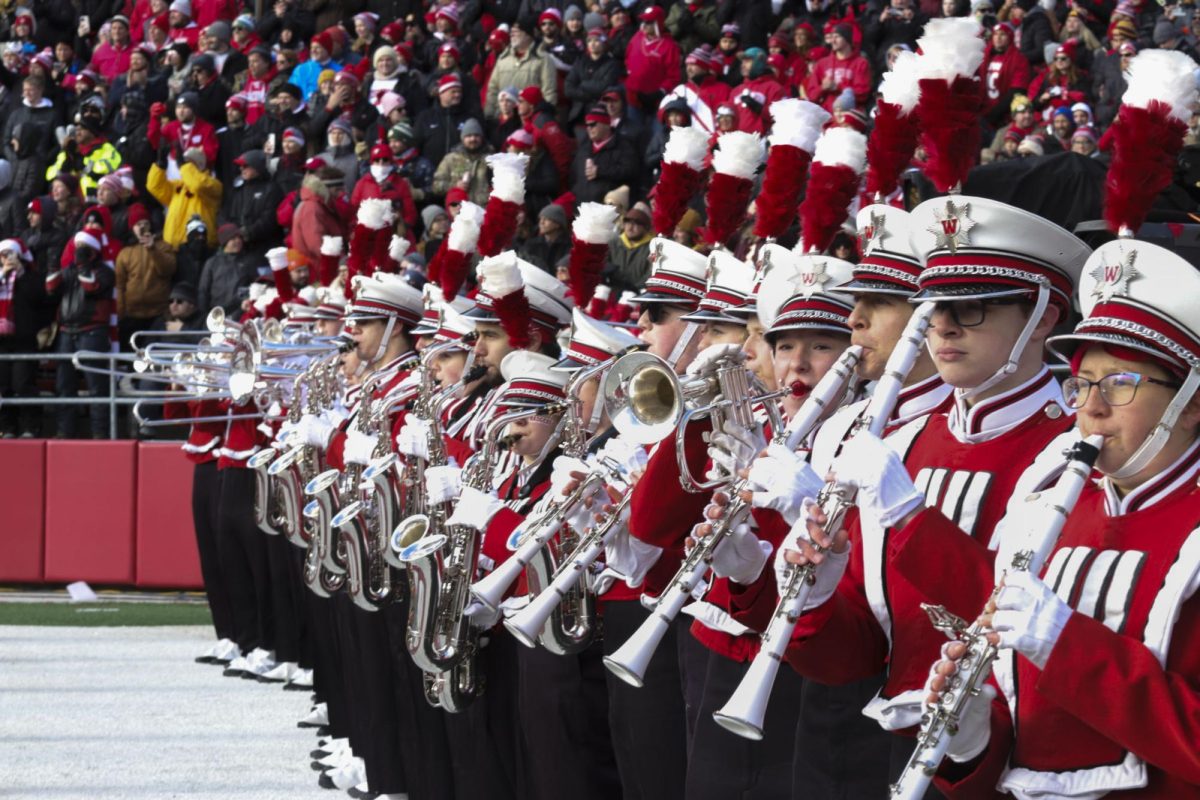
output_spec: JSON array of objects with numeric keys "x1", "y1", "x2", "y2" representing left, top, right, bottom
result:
[{"x1": 370, "y1": 164, "x2": 393, "y2": 182}]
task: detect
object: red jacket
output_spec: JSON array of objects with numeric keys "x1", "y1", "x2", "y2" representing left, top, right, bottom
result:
[
  {"x1": 980, "y1": 45, "x2": 1032, "y2": 115},
  {"x1": 803, "y1": 51, "x2": 872, "y2": 112},
  {"x1": 350, "y1": 171, "x2": 417, "y2": 230},
  {"x1": 624, "y1": 31, "x2": 682, "y2": 97}
]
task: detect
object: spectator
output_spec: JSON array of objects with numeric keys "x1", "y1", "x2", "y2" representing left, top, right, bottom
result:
[
  {"x1": 388, "y1": 123, "x2": 434, "y2": 205},
  {"x1": 223, "y1": 148, "x2": 281, "y2": 258},
  {"x1": 431, "y1": 117, "x2": 491, "y2": 205},
  {"x1": 414, "y1": 74, "x2": 472, "y2": 167},
  {"x1": 2, "y1": 75, "x2": 57, "y2": 165},
  {"x1": 484, "y1": 18, "x2": 556, "y2": 118},
  {"x1": 487, "y1": 86, "x2": 523, "y2": 151},
  {"x1": 153, "y1": 281, "x2": 205, "y2": 334},
  {"x1": 198, "y1": 223, "x2": 256, "y2": 315},
  {"x1": 290, "y1": 29, "x2": 340, "y2": 102},
  {"x1": 115, "y1": 204, "x2": 176, "y2": 345},
  {"x1": 96, "y1": 174, "x2": 133, "y2": 243},
  {"x1": 245, "y1": 83, "x2": 308, "y2": 152},
  {"x1": 148, "y1": 92, "x2": 219, "y2": 170},
  {"x1": 257, "y1": 0, "x2": 315, "y2": 50},
  {"x1": 202, "y1": 21, "x2": 247, "y2": 82},
  {"x1": 112, "y1": 93, "x2": 156, "y2": 192},
  {"x1": 508, "y1": 129, "x2": 558, "y2": 214},
  {"x1": 351, "y1": 143, "x2": 418, "y2": 229},
  {"x1": 365, "y1": 43, "x2": 427, "y2": 120},
  {"x1": 217, "y1": 95, "x2": 251, "y2": 191},
  {"x1": 520, "y1": 202, "x2": 572, "y2": 274},
  {"x1": 92, "y1": 14, "x2": 134, "y2": 83},
  {"x1": 606, "y1": 204, "x2": 653, "y2": 294},
  {"x1": 233, "y1": 46, "x2": 279, "y2": 126},
  {"x1": 664, "y1": 48, "x2": 732, "y2": 134},
  {"x1": 174, "y1": 215, "x2": 211, "y2": 288},
  {"x1": 270, "y1": 126, "x2": 307, "y2": 195},
  {"x1": 1071, "y1": 126, "x2": 1098, "y2": 156},
  {"x1": 417, "y1": 203, "x2": 447, "y2": 258},
  {"x1": 1095, "y1": 41, "x2": 1135, "y2": 128},
  {"x1": 186, "y1": 53, "x2": 231, "y2": 126},
  {"x1": 45, "y1": 118, "x2": 123, "y2": 203},
  {"x1": 318, "y1": 118, "x2": 360, "y2": 193},
  {"x1": 22, "y1": 196, "x2": 68, "y2": 275},
  {"x1": 146, "y1": 143, "x2": 221, "y2": 248},
  {"x1": 168, "y1": 0, "x2": 203, "y2": 49},
  {"x1": 803, "y1": 23, "x2": 872, "y2": 111},
  {"x1": 0, "y1": 238, "x2": 47, "y2": 438},
  {"x1": 1152, "y1": 17, "x2": 1200, "y2": 63},
  {"x1": 1045, "y1": 106, "x2": 1075, "y2": 151},
  {"x1": 1029, "y1": 44, "x2": 1089, "y2": 111},
  {"x1": 1011, "y1": 0, "x2": 1056, "y2": 67},
  {"x1": 0, "y1": 160, "x2": 18, "y2": 238},
  {"x1": 565, "y1": 29, "x2": 623, "y2": 127},
  {"x1": 425, "y1": 42, "x2": 483, "y2": 118},
  {"x1": 291, "y1": 166, "x2": 346, "y2": 265},
  {"x1": 6, "y1": 124, "x2": 44, "y2": 224},
  {"x1": 46, "y1": 231, "x2": 114, "y2": 438},
  {"x1": 981, "y1": 22, "x2": 1032, "y2": 125},
  {"x1": 731, "y1": 47, "x2": 786, "y2": 133},
  {"x1": 571, "y1": 104, "x2": 638, "y2": 204},
  {"x1": 310, "y1": 70, "x2": 379, "y2": 154},
  {"x1": 665, "y1": 0, "x2": 721, "y2": 56},
  {"x1": 624, "y1": 6, "x2": 681, "y2": 114},
  {"x1": 864, "y1": 0, "x2": 925, "y2": 72},
  {"x1": 110, "y1": 44, "x2": 168, "y2": 111},
  {"x1": 230, "y1": 15, "x2": 262, "y2": 55}
]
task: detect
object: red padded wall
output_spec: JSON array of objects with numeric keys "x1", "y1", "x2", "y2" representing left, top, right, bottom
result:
[
  {"x1": 0, "y1": 441, "x2": 46, "y2": 582},
  {"x1": 44, "y1": 441, "x2": 137, "y2": 584},
  {"x1": 134, "y1": 443, "x2": 202, "y2": 589}
]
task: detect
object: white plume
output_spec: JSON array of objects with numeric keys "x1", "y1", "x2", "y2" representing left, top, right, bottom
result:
[
  {"x1": 253, "y1": 286, "x2": 278, "y2": 313},
  {"x1": 914, "y1": 18, "x2": 985, "y2": 81},
  {"x1": 618, "y1": 290, "x2": 636, "y2": 304},
  {"x1": 478, "y1": 251, "x2": 525, "y2": 298},
  {"x1": 357, "y1": 197, "x2": 394, "y2": 230},
  {"x1": 389, "y1": 234, "x2": 409, "y2": 263},
  {"x1": 265, "y1": 247, "x2": 289, "y2": 270},
  {"x1": 1121, "y1": 49, "x2": 1200, "y2": 123},
  {"x1": 813, "y1": 127, "x2": 868, "y2": 173},
  {"x1": 487, "y1": 152, "x2": 530, "y2": 203},
  {"x1": 320, "y1": 235, "x2": 343, "y2": 257},
  {"x1": 447, "y1": 201, "x2": 485, "y2": 252},
  {"x1": 572, "y1": 202, "x2": 619, "y2": 244},
  {"x1": 297, "y1": 285, "x2": 318, "y2": 305},
  {"x1": 767, "y1": 99, "x2": 830, "y2": 151},
  {"x1": 662, "y1": 125, "x2": 710, "y2": 170},
  {"x1": 593, "y1": 284, "x2": 611, "y2": 301},
  {"x1": 879, "y1": 49, "x2": 922, "y2": 114},
  {"x1": 711, "y1": 131, "x2": 766, "y2": 180}
]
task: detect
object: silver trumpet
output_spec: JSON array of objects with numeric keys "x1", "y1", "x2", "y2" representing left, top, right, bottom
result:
[
  {"x1": 713, "y1": 303, "x2": 936, "y2": 739},
  {"x1": 890, "y1": 433, "x2": 1103, "y2": 799},
  {"x1": 603, "y1": 345, "x2": 864, "y2": 688}
]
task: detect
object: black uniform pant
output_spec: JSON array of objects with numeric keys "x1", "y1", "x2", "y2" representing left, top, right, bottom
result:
[
  {"x1": 685, "y1": 646, "x2": 805, "y2": 800},
  {"x1": 677, "y1": 618, "x2": 711, "y2": 748},
  {"x1": 382, "y1": 593, "x2": 455, "y2": 800},
  {"x1": 443, "y1": 630, "x2": 526, "y2": 800},
  {"x1": 216, "y1": 467, "x2": 272, "y2": 654},
  {"x1": 191, "y1": 460, "x2": 233, "y2": 642},
  {"x1": 517, "y1": 637, "x2": 621, "y2": 800},
  {"x1": 602, "y1": 600, "x2": 689, "y2": 800},
  {"x1": 344, "y1": 599, "x2": 408, "y2": 794},
  {"x1": 306, "y1": 591, "x2": 350, "y2": 740},
  {"x1": 793, "y1": 674, "x2": 894, "y2": 799},
  {"x1": 263, "y1": 531, "x2": 303, "y2": 663}
]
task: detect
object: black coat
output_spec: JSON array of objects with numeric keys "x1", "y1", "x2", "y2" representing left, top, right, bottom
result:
[
  {"x1": 564, "y1": 53, "x2": 623, "y2": 124},
  {"x1": 8, "y1": 123, "x2": 44, "y2": 214},
  {"x1": 194, "y1": 75, "x2": 232, "y2": 128},
  {"x1": 413, "y1": 102, "x2": 473, "y2": 168},
  {"x1": 570, "y1": 134, "x2": 638, "y2": 204},
  {"x1": 2, "y1": 101, "x2": 59, "y2": 164},
  {"x1": 222, "y1": 176, "x2": 283, "y2": 256},
  {"x1": 0, "y1": 262, "x2": 51, "y2": 343},
  {"x1": 244, "y1": 107, "x2": 311, "y2": 152},
  {"x1": 197, "y1": 250, "x2": 257, "y2": 315}
]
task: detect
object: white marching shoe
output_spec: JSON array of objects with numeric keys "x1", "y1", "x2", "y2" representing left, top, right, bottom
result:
[
  {"x1": 317, "y1": 743, "x2": 352, "y2": 768},
  {"x1": 298, "y1": 702, "x2": 329, "y2": 729},
  {"x1": 240, "y1": 648, "x2": 277, "y2": 678},
  {"x1": 325, "y1": 757, "x2": 366, "y2": 790},
  {"x1": 286, "y1": 667, "x2": 314, "y2": 689},
  {"x1": 213, "y1": 639, "x2": 240, "y2": 662},
  {"x1": 259, "y1": 660, "x2": 298, "y2": 683}
]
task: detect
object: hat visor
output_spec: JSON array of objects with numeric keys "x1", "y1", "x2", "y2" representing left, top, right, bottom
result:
[
  {"x1": 550, "y1": 355, "x2": 588, "y2": 372},
  {"x1": 463, "y1": 306, "x2": 500, "y2": 323},
  {"x1": 908, "y1": 284, "x2": 1033, "y2": 304},
  {"x1": 830, "y1": 277, "x2": 916, "y2": 297},
  {"x1": 679, "y1": 308, "x2": 748, "y2": 324},
  {"x1": 343, "y1": 309, "x2": 389, "y2": 322},
  {"x1": 1046, "y1": 331, "x2": 1192, "y2": 372},
  {"x1": 410, "y1": 322, "x2": 438, "y2": 336}
]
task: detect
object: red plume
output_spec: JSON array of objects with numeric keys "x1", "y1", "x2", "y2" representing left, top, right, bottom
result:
[
  {"x1": 568, "y1": 238, "x2": 608, "y2": 307},
  {"x1": 704, "y1": 172, "x2": 754, "y2": 248},
  {"x1": 492, "y1": 289, "x2": 532, "y2": 349},
  {"x1": 866, "y1": 100, "x2": 920, "y2": 199},
  {"x1": 477, "y1": 196, "x2": 522, "y2": 257},
  {"x1": 369, "y1": 226, "x2": 394, "y2": 273},
  {"x1": 753, "y1": 145, "x2": 812, "y2": 240},
  {"x1": 1104, "y1": 104, "x2": 1187, "y2": 234},
  {"x1": 799, "y1": 163, "x2": 860, "y2": 253},
  {"x1": 915, "y1": 76, "x2": 983, "y2": 193},
  {"x1": 438, "y1": 248, "x2": 472, "y2": 301},
  {"x1": 345, "y1": 223, "x2": 372, "y2": 282},
  {"x1": 653, "y1": 160, "x2": 705, "y2": 235}
]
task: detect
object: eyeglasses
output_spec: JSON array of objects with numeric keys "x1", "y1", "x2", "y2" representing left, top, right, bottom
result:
[
  {"x1": 932, "y1": 298, "x2": 1024, "y2": 328},
  {"x1": 584, "y1": 121, "x2": 599, "y2": 128},
  {"x1": 1062, "y1": 371, "x2": 1181, "y2": 408},
  {"x1": 169, "y1": 298, "x2": 188, "y2": 305}
]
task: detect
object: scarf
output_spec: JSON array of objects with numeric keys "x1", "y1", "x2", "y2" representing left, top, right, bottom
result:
[{"x1": 0, "y1": 263, "x2": 23, "y2": 336}]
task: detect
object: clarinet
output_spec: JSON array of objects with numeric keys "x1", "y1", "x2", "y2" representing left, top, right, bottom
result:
[
  {"x1": 602, "y1": 345, "x2": 864, "y2": 688},
  {"x1": 889, "y1": 432, "x2": 1103, "y2": 799},
  {"x1": 712, "y1": 302, "x2": 935, "y2": 739}
]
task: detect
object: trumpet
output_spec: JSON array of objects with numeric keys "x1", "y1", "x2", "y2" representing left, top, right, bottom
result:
[
  {"x1": 890, "y1": 433, "x2": 1103, "y2": 800},
  {"x1": 603, "y1": 345, "x2": 863, "y2": 688},
  {"x1": 712, "y1": 304, "x2": 936, "y2": 740}
]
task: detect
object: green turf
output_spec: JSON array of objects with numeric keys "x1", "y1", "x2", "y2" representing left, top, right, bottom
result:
[{"x1": 0, "y1": 602, "x2": 213, "y2": 627}]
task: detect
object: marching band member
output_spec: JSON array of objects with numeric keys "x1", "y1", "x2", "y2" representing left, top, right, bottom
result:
[
  {"x1": 918, "y1": 236, "x2": 1200, "y2": 800},
  {"x1": 777, "y1": 197, "x2": 1091, "y2": 788}
]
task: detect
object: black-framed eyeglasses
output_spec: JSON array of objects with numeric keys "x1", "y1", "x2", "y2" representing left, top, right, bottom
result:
[
  {"x1": 646, "y1": 304, "x2": 677, "y2": 325},
  {"x1": 932, "y1": 297, "x2": 1024, "y2": 328},
  {"x1": 1062, "y1": 371, "x2": 1182, "y2": 409}
]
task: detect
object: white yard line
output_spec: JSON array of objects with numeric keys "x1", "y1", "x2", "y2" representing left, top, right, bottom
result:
[{"x1": 0, "y1": 626, "x2": 331, "y2": 800}]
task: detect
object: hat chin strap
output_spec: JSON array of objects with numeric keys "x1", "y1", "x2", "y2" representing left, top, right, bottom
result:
[
  {"x1": 1110, "y1": 368, "x2": 1200, "y2": 481},
  {"x1": 960, "y1": 283, "x2": 1050, "y2": 404},
  {"x1": 372, "y1": 315, "x2": 397, "y2": 367},
  {"x1": 666, "y1": 321, "x2": 699, "y2": 372}
]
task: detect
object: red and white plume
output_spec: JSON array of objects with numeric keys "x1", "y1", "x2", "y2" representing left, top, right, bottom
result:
[
  {"x1": 568, "y1": 202, "x2": 618, "y2": 307},
  {"x1": 318, "y1": 235, "x2": 342, "y2": 287},
  {"x1": 913, "y1": 18, "x2": 986, "y2": 193},
  {"x1": 437, "y1": 200, "x2": 485, "y2": 300},
  {"x1": 705, "y1": 131, "x2": 766, "y2": 248},
  {"x1": 798, "y1": 127, "x2": 867, "y2": 253},
  {"x1": 478, "y1": 153, "x2": 530, "y2": 257},
  {"x1": 754, "y1": 99, "x2": 830, "y2": 240},
  {"x1": 652, "y1": 125, "x2": 710, "y2": 236},
  {"x1": 1105, "y1": 49, "x2": 1199, "y2": 236},
  {"x1": 347, "y1": 197, "x2": 393, "y2": 279},
  {"x1": 587, "y1": 283, "x2": 612, "y2": 318},
  {"x1": 478, "y1": 251, "x2": 531, "y2": 349},
  {"x1": 867, "y1": 48, "x2": 921, "y2": 200},
  {"x1": 387, "y1": 234, "x2": 409, "y2": 273}
]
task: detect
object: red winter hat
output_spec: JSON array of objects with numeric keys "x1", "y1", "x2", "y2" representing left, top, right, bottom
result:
[
  {"x1": 506, "y1": 129, "x2": 535, "y2": 150},
  {"x1": 380, "y1": 21, "x2": 405, "y2": 43},
  {"x1": 151, "y1": 13, "x2": 169, "y2": 32},
  {"x1": 638, "y1": 6, "x2": 665, "y2": 24},
  {"x1": 437, "y1": 73, "x2": 462, "y2": 94},
  {"x1": 518, "y1": 85, "x2": 543, "y2": 105},
  {"x1": 226, "y1": 93, "x2": 248, "y2": 111},
  {"x1": 438, "y1": 42, "x2": 460, "y2": 60},
  {"x1": 313, "y1": 30, "x2": 335, "y2": 54},
  {"x1": 539, "y1": 8, "x2": 562, "y2": 25},
  {"x1": 369, "y1": 143, "x2": 392, "y2": 162},
  {"x1": 127, "y1": 203, "x2": 149, "y2": 228},
  {"x1": 584, "y1": 105, "x2": 611, "y2": 125},
  {"x1": 445, "y1": 186, "x2": 469, "y2": 207}
]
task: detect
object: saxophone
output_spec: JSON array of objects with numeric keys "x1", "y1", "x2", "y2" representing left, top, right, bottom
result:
[{"x1": 301, "y1": 356, "x2": 352, "y2": 598}]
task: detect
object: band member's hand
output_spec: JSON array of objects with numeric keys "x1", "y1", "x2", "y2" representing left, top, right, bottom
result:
[
  {"x1": 776, "y1": 499, "x2": 852, "y2": 612},
  {"x1": 923, "y1": 642, "x2": 996, "y2": 762},
  {"x1": 708, "y1": 420, "x2": 766, "y2": 480},
  {"x1": 425, "y1": 464, "x2": 464, "y2": 504},
  {"x1": 343, "y1": 427, "x2": 377, "y2": 465},
  {"x1": 829, "y1": 432, "x2": 923, "y2": 528},
  {"x1": 293, "y1": 413, "x2": 335, "y2": 450},
  {"x1": 709, "y1": 519, "x2": 771, "y2": 585},
  {"x1": 394, "y1": 417, "x2": 432, "y2": 460},
  {"x1": 742, "y1": 441, "x2": 823, "y2": 524},
  {"x1": 991, "y1": 570, "x2": 1073, "y2": 669},
  {"x1": 445, "y1": 486, "x2": 505, "y2": 531}
]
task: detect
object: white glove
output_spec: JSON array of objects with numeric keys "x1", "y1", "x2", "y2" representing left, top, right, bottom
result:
[
  {"x1": 275, "y1": 418, "x2": 299, "y2": 447},
  {"x1": 343, "y1": 428, "x2": 377, "y2": 466},
  {"x1": 294, "y1": 413, "x2": 336, "y2": 450},
  {"x1": 425, "y1": 464, "x2": 463, "y2": 505},
  {"x1": 922, "y1": 648, "x2": 996, "y2": 763},
  {"x1": 707, "y1": 419, "x2": 767, "y2": 479},
  {"x1": 549, "y1": 455, "x2": 589, "y2": 499},
  {"x1": 992, "y1": 570, "x2": 1074, "y2": 669},
  {"x1": 463, "y1": 599, "x2": 502, "y2": 629},
  {"x1": 395, "y1": 417, "x2": 432, "y2": 460},
  {"x1": 709, "y1": 521, "x2": 772, "y2": 585},
  {"x1": 830, "y1": 433, "x2": 923, "y2": 528},
  {"x1": 596, "y1": 436, "x2": 648, "y2": 478},
  {"x1": 446, "y1": 485, "x2": 506, "y2": 531},
  {"x1": 773, "y1": 502, "x2": 851, "y2": 613},
  {"x1": 604, "y1": 505, "x2": 660, "y2": 588},
  {"x1": 746, "y1": 441, "x2": 824, "y2": 524},
  {"x1": 685, "y1": 342, "x2": 744, "y2": 377}
]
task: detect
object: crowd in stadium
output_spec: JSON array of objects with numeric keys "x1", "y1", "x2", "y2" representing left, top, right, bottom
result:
[{"x1": 0, "y1": 0, "x2": 1196, "y2": 438}]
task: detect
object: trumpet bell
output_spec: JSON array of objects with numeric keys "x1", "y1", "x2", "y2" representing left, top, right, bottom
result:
[{"x1": 603, "y1": 351, "x2": 683, "y2": 445}]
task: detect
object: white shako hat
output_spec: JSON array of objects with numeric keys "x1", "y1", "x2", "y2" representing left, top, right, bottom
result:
[
  {"x1": 412, "y1": 283, "x2": 474, "y2": 337},
  {"x1": 553, "y1": 307, "x2": 644, "y2": 372},
  {"x1": 681, "y1": 248, "x2": 756, "y2": 324},
  {"x1": 756, "y1": 251, "x2": 856, "y2": 338},
  {"x1": 345, "y1": 272, "x2": 424, "y2": 327},
  {"x1": 433, "y1": 304, "x2": 476, "y2": 345},
  {"x1": 908, "y1": 195, "x2": 1090, "y2": 311},
  {"x1": 726, "y1": 241, "x2": 792, "y2": 320},
  {"x1": 498, "y1": 350, "x2": 571, "y2": 408},
  {"x1": 313, "y1": 287, "x2": 347, "y2": 321},
  {"x1": 631, "y1": 236, "x2": 709, "y2": 307},
  {"x1": 834, "y1": 204, "x2": 924, "y2": 296},
  {"x1": 466, "y1": 251, "x2": 574, "y2": 335},
  {"x1": 1048, "y1": 239, "x2": 1200, "y2": 479}
]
